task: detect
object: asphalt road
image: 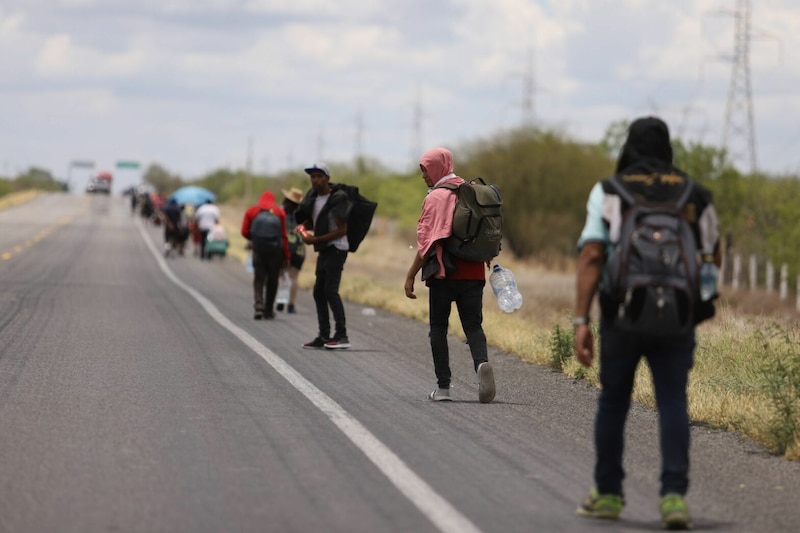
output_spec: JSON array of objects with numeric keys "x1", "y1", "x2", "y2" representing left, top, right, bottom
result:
[{"x1": 0, "y1": 192, "x2": 798, "y2": 533}]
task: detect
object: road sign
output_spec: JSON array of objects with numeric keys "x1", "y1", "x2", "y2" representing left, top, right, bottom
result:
[
  {"x1": 71, "y1": 160, "x2": 95, "y2": 169},
  {"x1": 116, "y1": 161, "x2": 140, "y2": 169}
]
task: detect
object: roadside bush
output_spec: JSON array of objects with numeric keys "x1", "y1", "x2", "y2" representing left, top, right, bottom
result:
[
  {"x1": 548, "y1": 324, "x2": 573, "y2": 371},
  {"x1": 757, "y1": 325, "x2": 800, "y2": 458},
  {"x1": 548, "y1": 320, "x2": 599, "y2": 382}
]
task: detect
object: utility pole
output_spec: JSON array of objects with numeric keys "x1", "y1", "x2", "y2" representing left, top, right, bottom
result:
[
  {"x1": 245, "y1": 136, "x2": 253, "y2": 204},
  {"x1": 721, "y1": 0, "x2": 757, "y2": 173},
  {"x1": 411, "y1": 86, "x2": 423, "y2": 163},
  {"x1": 521, "y1": 47, "x2": 536, "y2": 127},
  {"x1": 316, "y1": 128, "x2": 325, "y2": 162},
  {"x1": 355, "y1": 108, "x2": 365, "y2": 174}
]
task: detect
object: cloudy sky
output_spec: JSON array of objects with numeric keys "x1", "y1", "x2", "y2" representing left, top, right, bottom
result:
[{"x1": 1, "y1": 0, "x2": 798, "y2": 193}]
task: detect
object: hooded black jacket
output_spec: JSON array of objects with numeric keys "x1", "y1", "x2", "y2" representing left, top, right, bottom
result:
[{"x1": 294, "y1": 185, "x2": 352, "y2": 253}]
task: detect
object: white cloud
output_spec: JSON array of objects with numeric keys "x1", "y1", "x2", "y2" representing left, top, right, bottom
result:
[{"x1": 1, "y1": 0, "x2": 799, "y2": 179}]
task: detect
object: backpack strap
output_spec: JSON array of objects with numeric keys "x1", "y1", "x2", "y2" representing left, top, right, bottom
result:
[
  {"x1": 437, "y1": 177, "x2": 484, "y2": 191},
  {"x1": 607, "y1": 174, "x2": 637, "y2": 206},
  {"x1": 609, "y1": 174, "x2": 694, "y2": 210},
  {"x1": 674, "y1": 178, "x2": 694, "y2": 210}
]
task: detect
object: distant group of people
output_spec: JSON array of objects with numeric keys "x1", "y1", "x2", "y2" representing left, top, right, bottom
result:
[{"x1": 129, "y1": 186, "x2": 229, "y2": 260}]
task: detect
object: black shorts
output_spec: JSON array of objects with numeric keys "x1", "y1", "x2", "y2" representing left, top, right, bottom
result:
[{"x1": 290, "y1": 252, "x2": 305, "y2": 270}]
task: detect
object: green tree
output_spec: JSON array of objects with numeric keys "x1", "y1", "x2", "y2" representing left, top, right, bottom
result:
[
  {"x1": 600, "y1": 119, "x2": 630, "y2": 160},
  {"x1": 457, "y1": 126, "x2": 614, "y2": 257},
  {"x1": 14, "y1": 167, "x2": 65, "y2": 192},
  {"x1": 144, "y1": 163, "x2": 183, "y2": 193}
]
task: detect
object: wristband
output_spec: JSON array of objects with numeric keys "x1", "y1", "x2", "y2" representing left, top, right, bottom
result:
[{"x1": 572, "y1": 316, "x2": 589, "y2": 326}]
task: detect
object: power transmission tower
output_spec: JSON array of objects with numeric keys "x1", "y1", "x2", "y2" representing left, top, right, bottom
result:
[{"x1": 721, "y1": 0, "x2": 757, "y2": 173}]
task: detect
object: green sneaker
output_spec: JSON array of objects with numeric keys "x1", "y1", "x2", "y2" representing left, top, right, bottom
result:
[
  {"x1": 576, "y1": 488, "x2": 624, "y2": 520},
  {"x1": 660, "y1": 493, "x2": 692, "y2": 530}
]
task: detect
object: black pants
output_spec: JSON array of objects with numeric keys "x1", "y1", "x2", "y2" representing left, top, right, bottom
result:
[
  {"x1": 199, "y1": 230, "x2": 210, "y2": 259},
  {"x1": 595, "y1": 321, "x2": 695, "y2": 497},
  {"x1": 428, "y1": 278, "x2": 487, "y2": 389},
  {"x1": 313, "y1": 247, "x2": 348, "y2": 339},
  {"x1": 252, "y1": 248, "x2": 283, "y2": 314}
]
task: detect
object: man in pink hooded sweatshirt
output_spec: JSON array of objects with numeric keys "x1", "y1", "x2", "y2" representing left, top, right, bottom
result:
[
  {"x1": 404, "y1": 147, "x2": 496, "y2": 403},
  {"x1": 241, "y1": 190, "x2": 290, "y2": 319}
]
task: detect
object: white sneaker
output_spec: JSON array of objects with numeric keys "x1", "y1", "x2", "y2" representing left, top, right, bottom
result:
[
  {"x1": 427, "y1": 388, "x2": 452, "y2": 401},
  {"x1": 477, "y1": 362, "x2": 496, "y2": 404}
]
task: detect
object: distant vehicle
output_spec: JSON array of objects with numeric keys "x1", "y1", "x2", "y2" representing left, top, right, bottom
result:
[{"x1": 86, "y1": 171, "x2": 113, "y2": 195}]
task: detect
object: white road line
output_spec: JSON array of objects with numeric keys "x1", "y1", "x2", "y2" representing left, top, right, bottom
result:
[{"x1": 137, "y1": 221, "x2": 482, "y2": 533}]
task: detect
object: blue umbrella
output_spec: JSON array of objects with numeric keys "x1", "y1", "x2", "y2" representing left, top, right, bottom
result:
[{"x1": 168, "y1": 185, "x2": 216, "y2": 206}]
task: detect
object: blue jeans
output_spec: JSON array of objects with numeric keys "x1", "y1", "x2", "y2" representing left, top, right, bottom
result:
[
  {"x1": 595, "y1": 321, "x2": 695, "y2": 497},
  {"x1": 428, "y1": 279, "x2": 487, "y2": 389}
]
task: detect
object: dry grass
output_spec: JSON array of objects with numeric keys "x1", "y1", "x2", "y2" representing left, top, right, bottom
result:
[{"x1": 0, "y1": 190, "x2": 42, "y2": 210}]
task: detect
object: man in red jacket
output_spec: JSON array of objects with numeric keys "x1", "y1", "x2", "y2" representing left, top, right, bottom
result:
[
  {"x1": 404, "y1": 147, "x2": 495, "y2": 403},
  {"x1": 241, "y1": 191, "x2": 290, "y2": 320}
]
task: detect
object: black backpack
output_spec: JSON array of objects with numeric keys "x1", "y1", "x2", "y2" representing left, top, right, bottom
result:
[
  {"x1": 601, "y1": 176, "x2": 700, "y2": 336},
  {"x1": 250, "y1": 209, "x2": 282, "y2": 252},
  {"x1": 439, "y1": 178, "x2": 503, "y2": 262},
  {"x1": 333, "y1": 184, "x2": 378, "y2": 253}
]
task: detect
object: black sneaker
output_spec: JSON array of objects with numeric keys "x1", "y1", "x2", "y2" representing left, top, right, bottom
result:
[
  {"x1": 287, "y1": 304, "x2": 296, "y2": 314},
  {"x1": 253, "y1": 311, "x2": 263, "y2": 320},
  {"x1": 324, "y1": 336, "x2": 350, "y2": 349},
  {"x1": 303, "y1": 337, "x2": 329, "y2": 349},
  {"x1": 276, "y1": 303, "x2": 285, "y2": 312}
]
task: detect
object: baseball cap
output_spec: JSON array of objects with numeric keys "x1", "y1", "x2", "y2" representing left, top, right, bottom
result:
[{"x1": 304, "y1": 163, "x2": 330, "y2": 177}]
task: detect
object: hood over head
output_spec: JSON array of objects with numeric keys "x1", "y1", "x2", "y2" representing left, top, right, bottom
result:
[
  {"x1": 419, "y1": 147, "x2": 455, "y2": 181},
  {"x1": 257, "y1": 190, "x2": 276, "y2": 210},
  {"x1": 616, "y1": 116, "x2": 675, "y2": 175}
]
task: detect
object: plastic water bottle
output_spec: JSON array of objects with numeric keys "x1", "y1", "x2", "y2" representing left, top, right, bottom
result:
[
  {"x1": 699, "y1": 262, "x2": 719, "y2": 302},
  {"x1": 490, "y1": 264, "x2": 523, "y2": 313},
  {"x1": 275, "y1": 271, "x2": 291, "y2": 305}
]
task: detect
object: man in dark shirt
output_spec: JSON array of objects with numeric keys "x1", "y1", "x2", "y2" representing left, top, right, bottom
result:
[{"x1": 295, "y1": 163, "x2": 352, "y2": 350}]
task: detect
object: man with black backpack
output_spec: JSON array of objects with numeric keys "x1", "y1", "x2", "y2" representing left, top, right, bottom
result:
[
  {"x1": 241, "y1": 190, "x2": 290, "y2": 320},
  {"x1": 295, "y1": 163, "x2": 353, "y2": 349},
  {"x1": 573, "y1": 117, "x2": 720, "y2": 530}
]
